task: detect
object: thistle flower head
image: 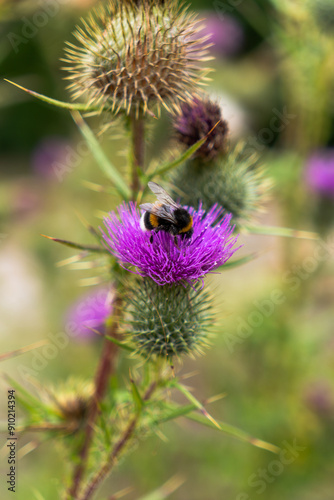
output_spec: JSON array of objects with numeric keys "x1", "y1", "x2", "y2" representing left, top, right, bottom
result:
[
  {"x1": 125, "y1": 279, "x2": 212, "y2": 358},
  {"x1": 172, "y1": 142, "x2": 270, "y2": 228},
  {"x1": 100, "y1": 202, "x2": 239, "y2": 286},
  {"x1": 174, "y1": 97, "x2": 229, "y2": 160},
  {"x1": 64, "y1": 0, "x2": 212, "y2": 117}
]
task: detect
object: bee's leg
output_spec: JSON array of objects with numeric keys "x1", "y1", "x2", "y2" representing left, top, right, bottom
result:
[
  {"x1": 150, "y1": 233, "x2": 153, "y2": 244},
  {"x1": 174, "y1": 235, "x2": 180, "y2": 249}
]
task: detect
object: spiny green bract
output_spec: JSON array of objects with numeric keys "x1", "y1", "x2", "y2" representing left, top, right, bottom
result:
[
  {"x1": 171, "y1": 142, "x2": 271, "y2": 229},
  {"x1": 125, "y1": 279, "x2": 213, "y2": 359}
]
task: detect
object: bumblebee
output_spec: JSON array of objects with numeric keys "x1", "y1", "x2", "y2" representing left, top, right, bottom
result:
[{"x1": 140, "y1": 182, "x2": 193, "y2": 244}]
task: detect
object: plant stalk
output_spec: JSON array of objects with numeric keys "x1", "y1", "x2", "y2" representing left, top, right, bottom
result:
[
  {"x1": 130, "y1": 113, "x2": 145, "y2": 199},
  {"x1": 79, "y1": 382, "x2": 157, "y2": 500},
  {"x1": 67, "y1": 291, "x2": 123, "y2": 500}
]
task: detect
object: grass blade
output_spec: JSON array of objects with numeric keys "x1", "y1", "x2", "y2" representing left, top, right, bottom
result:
[
  {"x1": 0, "y1": 340, "x2": 49, "y2": 362},
  {"x1": 136, "y1": 475, "x2": 185, "y2": 500}
]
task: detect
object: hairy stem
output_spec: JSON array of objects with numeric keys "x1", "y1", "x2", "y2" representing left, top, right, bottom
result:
[
  {"x1": 130, "y1": 114, "x2": 145, "y2": 199},
  {"x1": 79, "y1": 382, "x2": 157, "y2": 500},
  {"x1": 67, "y1": 291, "x2": 123, "y2": 500}
]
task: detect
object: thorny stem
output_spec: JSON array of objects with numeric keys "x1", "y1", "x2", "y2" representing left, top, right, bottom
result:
[
  {"x1": 130, "y1": 113, "x2": 145, "y2": 199},
  {"x1": 67, "y1": 291, "x2": 123, "y2": 500},
  {"x1": 79, "y1": 382, "x2": 157, "y2": 500}
]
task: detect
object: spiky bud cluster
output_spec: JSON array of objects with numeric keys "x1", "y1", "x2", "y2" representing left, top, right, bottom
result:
[
  {"x1": 174, "y1": 98, "x2": 229, "y2": 160},
  {"x1": 50, "y1": 379, "x2": 93, "y2": 429},
  {"x1": 172, "y1": 142, "x2": 270, "y2": 228},
  {"x1": 125, "y1": 279, "x2": 213, "y2": 359},
  {"x1": 64, "y1": 0, "x2": 212, "y2": 117},
  {"x1": 309, "y1": 0, "x2": 334, "y2": 33}
]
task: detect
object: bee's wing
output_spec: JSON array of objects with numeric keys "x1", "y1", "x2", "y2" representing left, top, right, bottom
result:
[
  {"x1": 140, "y1": 202, "x2": 177, "y2": 224},
  {"x1": 140, "y1": 203, "x2": 155, "y2": 212},
  {"x1": 148, "y1": 182, "x2": 179, "y2": 209}
]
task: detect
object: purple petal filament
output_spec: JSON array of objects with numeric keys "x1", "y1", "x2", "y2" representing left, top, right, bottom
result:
[{"x1": 101, "y1": 203, "x2": 239, "y2": 286}]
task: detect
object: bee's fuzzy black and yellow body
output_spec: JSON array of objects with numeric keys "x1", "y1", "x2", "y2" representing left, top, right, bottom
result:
[
  {"x1": 140, "y1": 206, "x2": 193, "y2": 237},
  {"x1": 140, "y1": 183, "x2": 194, "y2": 243}
]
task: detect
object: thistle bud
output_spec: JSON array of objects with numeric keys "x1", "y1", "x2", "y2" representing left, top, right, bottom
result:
[
  {"x1": 172, "y1": 142, "x2": 270, "y2": 229},
  {"x1": 125, "y1": 279, "x2": 213, "y2": 359},
  {"x1": 174, "y1": 98, "x2": 229, "y2": 161},
  {"x1": 63, "y1": 0, "x2": 212, "y2": 117},
  {"x1": 49, "y1": 379, "x2": 93, "y2": 430}
]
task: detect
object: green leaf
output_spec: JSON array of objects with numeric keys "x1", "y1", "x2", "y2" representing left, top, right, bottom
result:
[
  {"x1": 171, "y1": 381, "x2": 221, "y2": 430},
  {"x1": 185, "y1": 411, "x2": 280, "y2": 454},
  {"x1": 217, "y1": 253, "x2": 257, "y2": 271},
  {"x1": 154, "y1": 399, "x2": 279, "y2": 454},
  {"x1": 246, "y1": 225, "x2": 319, "y2": 240},
  {"x1": 150, "y1": 137, "x2": 208, "y2": 178},
  {"x1": 4, "y1": 79, "x2": 99, "y2": 112},
  {"x1": 130, "y1": 375, "x2": 144, "y2": 413},
  {"x1": 41, "y1": 235, "x2": 106, "y2": 253},
  {"x1": 71, "y1": 111, "x2": 131, "y2": 200},
  {"x1": 104, "y1": 334, "x2": 135, "y2": 352},
  {"x1": 144, "y1": 120, "x2": 222, "y2": 184},
  {"x1": 153, "y1": 404, "x2": 195, "y2": 425},
  {"x1": 3, "y1": 376, "x2": 43, "y2": 412}
]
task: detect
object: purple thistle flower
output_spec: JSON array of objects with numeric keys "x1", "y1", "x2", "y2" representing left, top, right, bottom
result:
[
  {"x1": 65, "y1": 287, "x2": 113, "y2": 340},
  {"x1": 305, "y1": 150, "x2": 334, "y2": 198},
  {"x1": 101, "y1": 203, "x2": 239, "y2": 286}
]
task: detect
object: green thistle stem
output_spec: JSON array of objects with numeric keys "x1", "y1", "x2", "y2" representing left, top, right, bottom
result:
[
  {"x1": 130, "y1": 114, "x2": 145, "y2": 199},
  {"x1": 67, "y1": 290, "x2": 123, "y2": 499},
  {"x1": 79, "y1": 381, "x2": 157, "y2": 500}
]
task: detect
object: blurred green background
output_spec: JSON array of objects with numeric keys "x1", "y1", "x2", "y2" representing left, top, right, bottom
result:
[{"x1": 1, "y1": 0, "x2": 334, "y2": 499}]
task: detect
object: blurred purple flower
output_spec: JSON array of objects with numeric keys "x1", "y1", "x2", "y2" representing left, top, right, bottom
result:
[
  {"x1": 304, "y1": 381, "x2": 333, "y2": 417},
  {"x1": 32, "y1": 137, "x2": 69, "y2": 180},
  {"x1": 305, "y1": 150, "x2": 334, "y2": 198},
  {"x1": 101, "y1": 203, "x2": 239, "y2": 286},
  {"x1": 197, "y1": 12, "x2": 244, "y2": 57},
  {"x1": 65, "y1": 287, "x2": 114, "y2": 340}
]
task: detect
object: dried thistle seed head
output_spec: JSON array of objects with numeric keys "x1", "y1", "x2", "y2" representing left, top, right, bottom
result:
[
  {"x1": 172, "y1": 142, "x2": 271, "y2": 229},
  {"x1": 125, "y1": 279, "x2": 213, "y2": 359},
  {"x1": 174, "y1": 97, "x2": 229, "y2": 160},
  {"x1": 63, "y1": 0, "x2": 212, "y2": 117}
]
